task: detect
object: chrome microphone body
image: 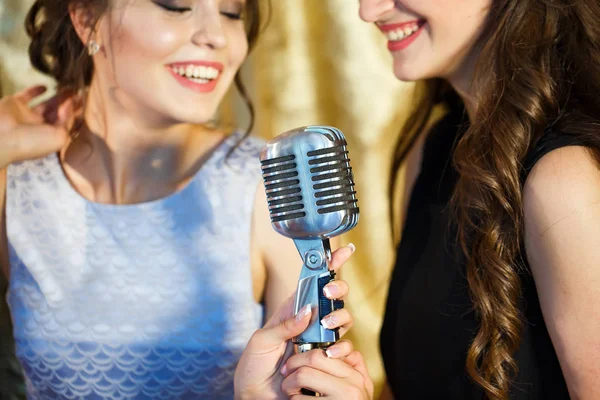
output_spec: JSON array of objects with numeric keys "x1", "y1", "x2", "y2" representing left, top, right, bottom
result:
[{"x1": 259, "y1": 126, "x2": 359, "y2": 352}]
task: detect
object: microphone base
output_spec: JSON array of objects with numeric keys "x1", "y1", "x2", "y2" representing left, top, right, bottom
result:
[{"x1": 295, "y1": 342, "x2": 335, "y2": 354}]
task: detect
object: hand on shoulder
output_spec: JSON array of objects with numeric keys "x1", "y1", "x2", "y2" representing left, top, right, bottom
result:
[{"x1": 0, "y1": 85, "x2": 75, "y2": 169}]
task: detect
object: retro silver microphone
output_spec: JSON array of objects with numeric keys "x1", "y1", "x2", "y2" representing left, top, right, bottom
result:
[{"x1": 260, "y1": 125, "x2": 359, "y2": 353}]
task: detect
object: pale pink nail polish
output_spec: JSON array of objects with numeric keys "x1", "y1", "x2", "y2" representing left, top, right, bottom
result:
[
  {"x1": 325, "y1": 347, "x2": 339, "y2": 358},
  {"x1": 321, "y1": 314, "x2": 337, "y2": 329},
  {"x1": 296, "y1": 305, "x2": 311, "y2": 322},
  {"x1": 323, "y1": 284, "x2": 339, "y2": 298}
]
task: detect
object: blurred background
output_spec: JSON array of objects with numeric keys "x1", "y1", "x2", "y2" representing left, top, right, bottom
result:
[{"x1": 0, "y1": 0, "x2": 415, "y2": 398}]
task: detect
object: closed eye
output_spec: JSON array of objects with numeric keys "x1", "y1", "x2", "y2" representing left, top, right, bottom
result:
[
  {"x1": 153, "y1": 1, "x2": 191, "y2": 13},
  {"x1": 221, "y1": 11, "x2": 242, "y2": 20}
]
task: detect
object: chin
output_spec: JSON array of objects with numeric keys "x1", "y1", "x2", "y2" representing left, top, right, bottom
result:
[
  {"x1": 391, "y1": 57, "x2": 437, "y2": 83},
  {"x1": 392, "y1": 67, "x2": 426, "y2": 83}
]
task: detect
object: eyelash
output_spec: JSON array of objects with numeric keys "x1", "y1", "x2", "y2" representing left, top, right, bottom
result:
[
  {"x1": 154, "y1": 1, "x2": 191, "y2": 13},
  {"x1": 221, "y1": 12, "x2": 242, "y2": 20},
  {"x1": 153, "y1": 1, "x2": 243, "y2": 19}
]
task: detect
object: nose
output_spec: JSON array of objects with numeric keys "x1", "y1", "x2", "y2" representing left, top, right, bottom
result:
[
  {"x1": 191, "y1": 8, "x2": 227, "y2": 49},
  {"x1": 358, "y1": 0, "x2": 396, "y2": 23}
]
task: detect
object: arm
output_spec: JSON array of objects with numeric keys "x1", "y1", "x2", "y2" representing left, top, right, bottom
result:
[
  {"x1": 0, "y1": 168, "x2": 7, "y2": 279},
  {"x1": 523, "y1": 145, "x2": 600, "y2": 399},
  {"x1": 250, "y1": 182, "x2": 342, "y2": 321}
]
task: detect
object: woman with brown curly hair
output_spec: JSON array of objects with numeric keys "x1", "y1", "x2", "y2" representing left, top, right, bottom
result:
[
  {"x1": 0, "y1": 0, "x2": 357, "y2": 398},
  {"x1": 276, "y1": 0, "x2": 600, "y2": 399}
]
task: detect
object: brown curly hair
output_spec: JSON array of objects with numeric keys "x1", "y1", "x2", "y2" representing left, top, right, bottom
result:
[
  {"x1": 390, "y1": 1, "x2": 600, "y2": 398},
  {"x1": 24, "y1": 0, "x2": 268, "y2": 139}
]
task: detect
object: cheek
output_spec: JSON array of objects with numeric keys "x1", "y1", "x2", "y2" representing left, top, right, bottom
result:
[
  {"x1": 104, "y1": 13, "x2": 182, "y2": 65},
  {"x1": 228, "y1": 28, "x2": 249, "y2": 68},
  {"x1": 426, "y1": 5, "x2": 488, "y2": 57},
  {"x1": 235, "y1": 41, "x2": 249, "y2": 68}
]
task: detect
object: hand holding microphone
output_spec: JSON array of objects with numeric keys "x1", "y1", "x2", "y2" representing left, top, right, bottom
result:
[{"x1": 234, "y1": 244, "x2": 356, "y2": 400}]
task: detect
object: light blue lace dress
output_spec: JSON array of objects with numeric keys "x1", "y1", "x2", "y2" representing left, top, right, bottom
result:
[{"x1": 5, "y1": 133, "x2": 265, "y2": 399}]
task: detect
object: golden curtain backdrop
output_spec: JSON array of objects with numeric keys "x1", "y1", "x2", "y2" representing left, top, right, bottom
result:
[{"x1": 0, "y1": 0, "x2": 415, "y2": 396}]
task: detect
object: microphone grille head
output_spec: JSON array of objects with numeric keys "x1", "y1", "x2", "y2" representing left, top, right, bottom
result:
[
  {"x1": 260, "y1": 153, "x2": 305, "y2": 223},
  {"x1": 260, "y1": 126, "x2": 359, "y2": 239}
]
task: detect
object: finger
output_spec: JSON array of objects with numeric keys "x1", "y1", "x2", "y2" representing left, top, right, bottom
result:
[
  {"x1": 344, "y1": 351, "x2": 374, "y2": 397},
  {"x1": 281, "y1": 348, "x2": 358, "y2": 379},
  {"x1": 281, "y1": 366, "x2": 340, "y2": 396},
  {"x1": 329, "y1": 243, "x2": 355, "y2": 272},
  {"x1": 323, "y1": 279, "x2": 349, "y2": 300},
  {"x1": 262, "y1": 292, "x2": 296, "y2": 329},
  {"x1": 321, "y1": 308, "x2": 354, "y2": 337},
  {"x1": 32, "y1": 95, "x2": 59, "y2": 116},
  {"x1": 13, "y1": 85, "x2": 47, "y2": 103},
  {"x1": 249, "y1": 304, "x2": 311, "y2": 351},
  {"x1": 10, "y1": 124, "x2": 69, "y2": 163},
  {"x1": 324, "y1": 339, "x2": 354, "y2": 359},
  {"x1": 54, "y1": 95, "x2": 76, "y2": 127},
  {"x1": 0, "y1": 97, "x2": 43, "y2": 128},
  {"x1": 32, "y1": 90, "x2": 75, "y2": 125},
  {"x1": 282, "y1": 366, "x2": 363, "y2": 398},
  {"x1": 344, "y1": 351, "x2": 364, "y2": 369}
]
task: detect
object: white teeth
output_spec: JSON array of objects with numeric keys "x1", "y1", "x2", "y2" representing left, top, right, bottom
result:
[
  {"x1": 172, "y1": 64, "x2": 220, "y2": 81},
  {"x1": 386, "y1": 24, "x2": 420, "y2": 42}
]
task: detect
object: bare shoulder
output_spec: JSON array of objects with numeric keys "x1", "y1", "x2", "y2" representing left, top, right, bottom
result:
[{"x1": 523, "y1": 145, "x2": 600, "y2": 234}]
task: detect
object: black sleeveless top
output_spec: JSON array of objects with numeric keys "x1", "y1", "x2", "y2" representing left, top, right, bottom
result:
[{"x1": 380, "y1": 111, "x2": 579, "y2": 399}]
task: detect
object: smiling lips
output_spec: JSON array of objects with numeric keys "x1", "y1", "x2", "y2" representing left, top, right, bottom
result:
[
  {"x1": 378, "y1": 20, "x2": 426, "y2": 51},
  {"x1": 166, "y1": 61, "x2": 224, "y2": 93}
]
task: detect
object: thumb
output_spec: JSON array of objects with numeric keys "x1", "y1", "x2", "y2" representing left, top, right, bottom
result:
[
  {"x1": 253, "y1": 305, "x2": 312, "y2": 350},
  {"x1": 50, "y1": 96, "x2": 76, "y2": 128},
  {"x1": 11, "y1": 124, "x2": 68, "y2": 163}
]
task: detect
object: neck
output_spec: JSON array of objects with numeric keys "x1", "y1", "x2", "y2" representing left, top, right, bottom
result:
[
  {"x1": 452, "y1": 83, "x2": 477, "y2": 123},
  {"x1": 447, "y1": 66, "x2": 478, "y2": 123},
  {"x1": 445, "y1": 45, "x2": 482, "y2": 123},
  {"x1": 62, "y1": 79, "x2": 222, "y2": 205}
]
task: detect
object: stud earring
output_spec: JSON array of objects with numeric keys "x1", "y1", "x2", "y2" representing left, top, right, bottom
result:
[{"x1": 87, "y1": 40, "x2": 100, "y2": 56}]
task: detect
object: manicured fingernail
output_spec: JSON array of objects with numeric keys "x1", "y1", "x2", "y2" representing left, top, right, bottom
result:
[
  {"x1": 296, "y1": 305, "x2": 311, "y2": 322},
  {"x1": 323, "y1": 284, "x2": 339, "y2": 298},
  {"x1": 321, "y1": 314, "x2": 337, "y2": 329},
  {"x1": 280, "y1": 364, "x2": 288, "y2": 375},
  {"x1": 325, "y1": 347, "x2": 339, "y2": 358},
  {"x1": 347, "y1": 243, "x2": 356, "y2": 254}
]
